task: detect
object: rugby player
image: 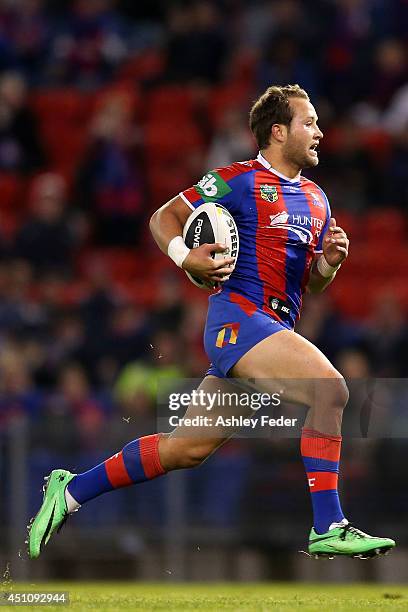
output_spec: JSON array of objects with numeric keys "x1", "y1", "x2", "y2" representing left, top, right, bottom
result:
[{"x1": 28, "y1": 85, "x2": 395, "y2": 559}]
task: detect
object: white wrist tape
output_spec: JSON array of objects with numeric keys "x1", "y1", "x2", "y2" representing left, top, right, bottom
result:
[
  {"x1": 317, "y1": 255, "x2": 341, "y2": 278},
  {"x1": 167, "y1": 236, "x2": 190, "y2": 268}
]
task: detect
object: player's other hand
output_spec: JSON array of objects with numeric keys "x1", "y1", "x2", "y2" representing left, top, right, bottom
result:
[
  {"x1": 322, "y1": 218, "x2": 349, "y2": 266},
  {"x1": 182, "y1": 243, "x2": 235, "y2": 283}
]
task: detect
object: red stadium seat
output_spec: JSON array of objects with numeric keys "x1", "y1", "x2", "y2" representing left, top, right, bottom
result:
[
  {"x1": 90, "y1": 84, "x2": 141, "y2": 118},
  {"x1": 364, "y1": 208, "x2": 406, "y2": 241},
  {"x1": 0, "y1": 173, "x2": 23, "y2": 211},
  {"x1": 77, "y1": 248, "x2": 141, "y2": 284},
  {"x1": 346, "y1": 243, "x2": 408, "y2": 277},
  {"x1": 208, "y1": 84, "x2": 252, "y2": 128},
  {"x1": 334, "y1": 210, "x2": 360, "y2": 242},
  {"x1": 147, "y1": 163, "x2": 195, "y2": 209},
  {"x1": 31, "y1": 89, "x2": 93, "y2": 179},
  {"x1": 31, "y1": 89, "x2": 91, "y2": 123},
  {"x1": 145, "y1": 122, "x2": 204, "y2": 161},
  {"x1": 117, "y1": 50, "x2": 165, "y2": 82},
  {"x1": 39, "y1": 122, "x2": 88, "y2": 179},
  {"x1": 361, "y1": 129, "x2": 392, "y2": 163},
  {"x1": 0, "y1": 210, "x2": 19, "y2": 239},
  {"x1": 328, "y1": 278, "x2": 377, "y2": 319},
  {"x1": 146, "y1": 86, "x2": 195, "y2": 121}
]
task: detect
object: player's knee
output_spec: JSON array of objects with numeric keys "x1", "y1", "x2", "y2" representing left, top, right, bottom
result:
[{"x1": 327, "y1": 375, "x2": 349, "y2": 410}]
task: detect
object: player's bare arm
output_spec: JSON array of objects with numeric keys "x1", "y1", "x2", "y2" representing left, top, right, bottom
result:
[
  {"x1": 307, "y1": 218, "x2": 349, "y2": 294},
  {"x1": 149, "y1": 195, "x2": 235, "y2": 284}
]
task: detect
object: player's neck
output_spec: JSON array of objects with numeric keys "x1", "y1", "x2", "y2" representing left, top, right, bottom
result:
[{"x1": 258, "y1": 150, "x2": 301, "y2": 181}]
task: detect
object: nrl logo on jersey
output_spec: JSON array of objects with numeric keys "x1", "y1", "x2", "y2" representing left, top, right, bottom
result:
[{"x1": 260, "y1": 184, "x2": 278, "y2": 203}]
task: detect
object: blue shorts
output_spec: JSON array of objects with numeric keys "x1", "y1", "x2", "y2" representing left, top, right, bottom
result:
[{"x1": 204, "y1": 291, "x2": 292, "y2": 378}]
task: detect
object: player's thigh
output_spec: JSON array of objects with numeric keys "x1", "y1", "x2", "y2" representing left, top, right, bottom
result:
[
  {"x1": 231, "y1": 329, "x2": 346, "y2": 407},
  {"x1": 163, "y1": 375, "x2": 253, "y2": 465}
]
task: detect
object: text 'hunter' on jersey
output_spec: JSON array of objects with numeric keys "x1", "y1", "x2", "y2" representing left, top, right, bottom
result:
[{"x1": 179, "y1": 152, "x2": 331, "y2": 327}]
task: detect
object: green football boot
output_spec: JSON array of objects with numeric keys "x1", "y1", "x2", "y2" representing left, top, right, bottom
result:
[
  {"x1": 308, "y1": 522, "x2": 396, "y2": 559},
  {"x1": 27, "y1": 469, "x2": 77, "y2": 559}
]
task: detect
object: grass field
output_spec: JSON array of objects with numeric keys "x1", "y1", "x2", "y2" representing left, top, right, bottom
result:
[{"x1": 1, "y1": 583, "x2": 408, "y2": 611}]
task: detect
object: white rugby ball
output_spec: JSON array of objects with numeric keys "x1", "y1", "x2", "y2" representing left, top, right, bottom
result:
[{"x1": 182, "y1": 202, "x2": 239, "y2": 290}]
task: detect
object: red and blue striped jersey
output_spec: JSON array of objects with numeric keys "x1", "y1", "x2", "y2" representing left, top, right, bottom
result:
[{"x1": 179, "y1": 152, "x2": 331, "y2": 326}]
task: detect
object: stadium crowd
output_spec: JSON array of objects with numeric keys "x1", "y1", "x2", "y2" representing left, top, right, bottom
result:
[{"x1": 0, "y1": 0, "x2": 408, "y2": 531}]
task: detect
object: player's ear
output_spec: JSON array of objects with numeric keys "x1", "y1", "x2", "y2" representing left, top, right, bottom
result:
[{"x1": 271, "y1": 123, "x2": 287, "y2": 143}]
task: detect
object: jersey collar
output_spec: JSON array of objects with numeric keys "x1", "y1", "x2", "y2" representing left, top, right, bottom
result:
[{"x1": 256, "y1": 152, "x2": 301, "y2": 183}]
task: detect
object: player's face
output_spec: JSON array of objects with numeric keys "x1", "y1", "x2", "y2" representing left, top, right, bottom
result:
[{"x1": 283, "y1": 98, "x2": 323, "y2": 169}]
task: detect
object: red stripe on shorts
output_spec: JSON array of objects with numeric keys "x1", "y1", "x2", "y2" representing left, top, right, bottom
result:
[{"x1": 230, "y1": 292, "x2": 257, "y2": 316}]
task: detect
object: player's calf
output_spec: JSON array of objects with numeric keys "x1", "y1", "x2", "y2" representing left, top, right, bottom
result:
[{"x1": 159, "y1": 434, "x2": 227, "y2": 470}]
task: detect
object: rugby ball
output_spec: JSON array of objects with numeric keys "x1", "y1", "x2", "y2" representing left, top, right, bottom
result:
[{"x1": 182, "y1": 202, "x2": 239, "y2": 290}]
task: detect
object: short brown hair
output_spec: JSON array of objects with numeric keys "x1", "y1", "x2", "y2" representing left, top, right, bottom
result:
[{"x1": 249, "y1": 84, "x2": 309, "y2": 149}]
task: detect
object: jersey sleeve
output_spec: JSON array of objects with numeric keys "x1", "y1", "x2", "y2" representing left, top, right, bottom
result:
[
  {"x1": 179, "y1": 164, "x2": 249, "y2": 216},
  {"x1": 315, "y1": 189, "x2": 331, "y2": 253}
]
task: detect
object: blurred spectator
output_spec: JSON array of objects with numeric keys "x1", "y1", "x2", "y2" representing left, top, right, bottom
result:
[
  {"x1": 0, "y1": 259, "x2": 47, "y2": 335},
  {"x1": 44, "y1": 313, "x2": 87, "y2": 382},
  {"x1": 295, "y1": 293, "x2": 362, "y2": 365},
  {"x1": 384, "y1": 83, "x2": 408, "y2": 134},
  {"x1": 387, "y1": 124, "x2": 408, "y2": 207},
  {"x1": 318, "y1": 115, "x2": 381, "y2": 210},
  {"x1": 0, "y1": 342, "x2": 42, "y2": 427},
  {"x1": 106, "y1": 302, "x2": 151, "y2": 367},
  {"x1": 206, "y1": 107, "x2": 255, "y2": 169},
  {"x1": 0, "y1": 71, "x2": 45, "y2": 172},
  {"x1": 14, "y1": 173, "x2": 79, "y2": 274},
  {"x1": 384, "y1": 83, "x2": 408, "y2": 206},
  {"x1": 367, "y1": 39, "x2": 407, "y2": 111},
  {"x1": 361, "y1": 292, "x2": 408, "y2": 377},
  {"x1": 77, "y1": 92, "x2": 144, "y2": 246},
  {"x1": 0, "y1": 0, "x2": 51, "y2": 81},
  {"x1": 114, "y1": 329, "x2": 186, "y2": 407},
  {"x1": 257, "y1": 34, "x2": 318, "y2": 98},
  {"x1": 149, "y1": 273, "x2": 185, "y2": 333},
  {"x1": 51, "y1": 363, "x2": 109, "y2": 449},
  {"x1": 335, "y1": 348, "x2": 371, "y2": 378},
  {"x1": 237, "y1": 0, "x2": 307, "y2": 53},
  {"x1": 48, "y1": 0, "x2": 129, "y2": 87},
  {"x1": 42, "y1": 363, "x2": 109, "y2": 449},
  {"x1": 36, "y1": 362, "x2": 108, "y2": 452},
  {"x1": 165, "y1": 2, "x2": 227, "y2": 84}
]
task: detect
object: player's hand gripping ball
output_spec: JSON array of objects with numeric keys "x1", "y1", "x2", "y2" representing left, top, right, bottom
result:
[{"x1": 182, "y1": 203, "x2": 239, "y2": 290}]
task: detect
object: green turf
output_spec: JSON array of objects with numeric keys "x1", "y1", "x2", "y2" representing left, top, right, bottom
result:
[{"x1": 1, "y1": 583, "x2": 408, "y2": 611}]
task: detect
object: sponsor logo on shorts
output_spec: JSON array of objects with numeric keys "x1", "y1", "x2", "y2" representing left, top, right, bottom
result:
[
  {"x1": 260, "y1": 184, "x2": 279, "y2": 203},
  {"x1": 195, "y1": 172, "x2": 232, "y2": 202},
  {"x1": 216, "y1": 323, "x2": 240, "y2": 348},
  {"x1": 268, "y1": 296, "x2": 291, "y2": 316}
]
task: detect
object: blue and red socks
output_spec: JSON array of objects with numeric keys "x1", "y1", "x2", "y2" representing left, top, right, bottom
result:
[
  {"x1": 301, "y1": 427, "x2": 345, "y2": 534},
  {"x1": 66, "y1": 434, "x2": 166, "y2": 510}
]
